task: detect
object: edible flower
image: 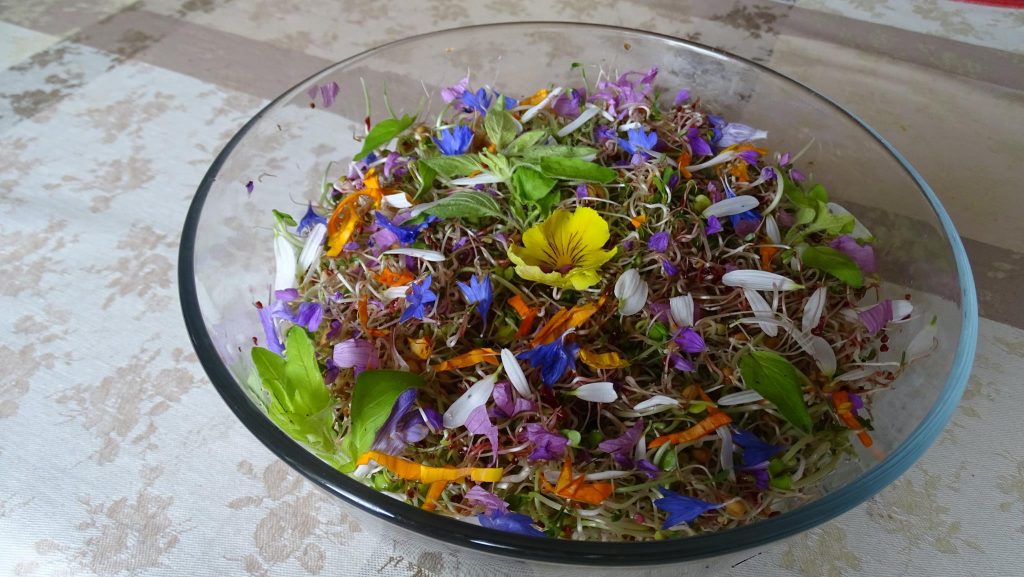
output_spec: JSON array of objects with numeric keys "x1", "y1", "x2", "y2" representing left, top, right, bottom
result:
[
  {"x1": 500, "y1": 349, "x2": 533, "y2": 398},
  {"x1": 256, "y1": 303, "x2": 284, "y2": 355},
  {"x1": 648, "y1": 412, "x2": 732, "y2": 449},
  {"x1": 297, "y1": 203, "x2": 327, "y2": 234},
  {"x1": 518, "y1": 331, "x2": 580, "y2": 386},
  {"x1": 356, "y1": 450, "x2": 503, "y2": 483},
  {"x1": 569, "y1": 381, "x2": 617, "y2": 403},
  {"x1": 431, "y1": 348, "x2": 500, "y2": 372},
  {"x1": 460, "y1": 87, "x2": 491, "y2": 114},
  {"x1": 399, "y1": 275, "x2": 437, "y2": 323},
  {"x1": 372, "y1": 388, "x2": 436, "y2": 454},
  {"x1": 373, "y1": 212, "x2": 435, "y2": 245},
  {"x1": 507, "y1": 207, "x2": 617, "y2": 290},
  {"x1": 464, "y1": 485, "x2": 509, "y2": 515},
  {"x1": 274, "y1": 235, "x2": 297, "y2": 291},
  {"x1": 457, "y1": 273, "x2": 493, "y2": 329},
  {"x1": 713, "y1": 122, "x2": 768, "y2": 149},
  {"x1": 647, "y1": 231, "x2": 670, "y2": 253},
  {"x1": 541, "y1": 456, "x2": 614, "y2": 505},
  {"x1": 508, "y1": 294, "x2": 539, "y2": 339},
  {"x1": 377, "y1": 267, "x2": 415, "y2": 287},
  {"x1": 441, "y1": 76, "x2": 469, "y2": 103},
  {"x1": 434, "y1": 125, "x2": 474, "y2": 155},
  {"x1": 443, "y1": 372, "x2": 498, "y2": 429},
  {"x1": 830, "y1": 235, "x2": 876, "y2": 274},
  {"x1": 731, "y1": 428, "x2": 785, "y2": 468},
  {"x1": 706, "y1": 215, "x2": 723, "y2": 235},
  {"x1": 614, "y1": 269, "x2": 648, "y2": 316},
  {"x1": 466, "y1": 405, "x2": 499, "y2": 465},
  {"x1": 523, "y1": 423, "x2": 569, "y2": 461},
  {"x1": 332, "y1": 338, "x2": 379, "y2": 372},
  {"x1": 578, "y1": 348, "x2": 629, "y2": 370},
  {"x1": 685, "y1": 126, "x2": 712, "y2": 157},
  {"x1": 654, "y1": 487, "x2": 723, "y2": 529},
  {"x1": 478, "y1": 511, "x2": 547, "y2": 538},
  {"x1": 598, "y1": 419, "x2": 644, "y2": 467},
  {"x1": 831, "y1": 391, "x2": 873, "y2": 447},
  {"x1": 674, "y1": 327, "x2": 706, "y2": 354},
  {"x1": 618, "y1": 127, "x2": 658, "y2": 156},
  {"x1": 490, "y1": 381, "x2": 535, "y2": 419}
]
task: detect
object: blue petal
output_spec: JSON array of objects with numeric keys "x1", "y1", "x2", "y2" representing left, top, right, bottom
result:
[
  {"x1": 654, "y1": 488, "x2": 722, "y2": 529},
  {"x1": 732, "y1": 428, "x2": 785, "y2": 467},
  {"x1": 477, "y1": 512, "x2": 547, "y2": 538},
  {"x1": 297, "y1": 203, "x2": 327, "y2": 234}
]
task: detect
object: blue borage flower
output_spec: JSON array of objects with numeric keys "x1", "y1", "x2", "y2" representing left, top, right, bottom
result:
[
  {"x1": 732, "y1": 428, "x2": 786, "y2": 468},
  {"x1": 618, "y1": 127, "x2": 658, "y2": 156},
  {"x1": 374, "y1": 212, "x2": 436, "y2": 245},
  {"x1": 297, "y1": 203, "x2": 327, "y2": 234},
  {"x1": 517, "y1": 331, "x2": 580, "y2": 386},
  {"x1": 434, "y1": 125, "x2": 473, "y2": 155},
  {"x1": 457, "y1": 273, "x2": 493, "y2": 329},
  {"x1": 477, "y1": 511, "x2": 547, "y2": 538},
  {"x1": 400, "y1": 275, "x2": 437, "y2": 322},
  {"x1": 654, "y1": 487, "x2": 723, "y2": 529}
]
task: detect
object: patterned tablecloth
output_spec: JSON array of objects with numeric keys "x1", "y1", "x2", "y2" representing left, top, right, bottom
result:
[{"x1": 2, "y1": 1, "x2": 1023, "y2": 575}]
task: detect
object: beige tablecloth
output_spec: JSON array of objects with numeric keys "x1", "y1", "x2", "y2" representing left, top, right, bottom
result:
[{"x1": 2, "y1": 1, "x2": 1023, "y2": 575}]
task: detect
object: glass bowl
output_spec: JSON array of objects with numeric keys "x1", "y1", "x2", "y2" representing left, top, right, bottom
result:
[{"x1": 178, "y1": 22, "x2": 977, "y2": 574}]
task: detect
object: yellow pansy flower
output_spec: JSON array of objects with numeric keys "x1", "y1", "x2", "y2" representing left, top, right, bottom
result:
[{"x1": 507, "y1": 207, "x2": 616, "y2": 290}]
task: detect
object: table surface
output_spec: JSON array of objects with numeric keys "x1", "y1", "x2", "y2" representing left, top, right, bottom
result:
[{"x1": 2, "y1": 1, "x2": 1023, "y2": 575}]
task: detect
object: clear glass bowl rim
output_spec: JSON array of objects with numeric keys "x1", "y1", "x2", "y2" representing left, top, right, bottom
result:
[{"x1": 178, "y1": 22, "x2": 978, "y2": 567}]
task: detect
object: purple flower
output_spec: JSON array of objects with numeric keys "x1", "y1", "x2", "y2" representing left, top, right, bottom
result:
[
  {"x1": 383, "y1": 152, "x2": 407, "y2": 180},
  {"x1": 466, "y1": 405, "x2": 499, "y2": 465},
  {"x1": 320, "y1": 81, "x2": 339, "y2": 107},
  {"x1": 637, "y1": 459, "x2": 660, "y2": 478},
  {"x1": 736, "y1": 148, "x2": 761, "y2": 166},
  {"x1": 553, "y1": 88, "x2": 584, "y2": 118},
  {"x1": 460, "y1": 87, "x2": 491, "y2": 114},
  {"x1": 724, "y1": 183, "x2": 762, "y2": 235},
  {"x1": 849, "y1": 392, "x2": 865, "y2": 412},
  {"x1": 733, "y1": 429, "x2": 785, "y2": 468},
  {"x1": 478, "y1": 511, "x2": 546, "y2": 538},
  {"x1": 654, "y1": 487, "x2": 722, "y2": 529},
  {"x1": 517, "y1": 332, "x2": 579, "y2": 386},
  {"x1": 714, "y1": 122, "x2": 767, "y2": 148},
  {"x1": 293, "y1": 302, "x2": 323, "y2": 332},
  {"x1": 333, "y1": 338, "x2": 378, "y2": 372},
  {"x1": 373, "y1": 388, "x2": 433, "y2": 454},
  {"x1": 594, "y1": 124, "x2": 616, "y2": 144},
  {"x1": 640, "y1": 66, "x2": 658, "y2": 85},
  {"x1": 245, "y1": 180, "x2": 254, "y2": 195},
  {"x1": 374, "y1": 212, "x2": 435, "y2": 246},
  {"x1": 598, "y1": 419, "x2": 644, "y2": 467},
  {"x1": 490, "y1": 381, "x2": 535, "y2": 419},
  {"x1": 464, "y1": 485, "x2": 508, "y2": 515},
  {"x1": 830, "y1": 236, "x2": 876, "y2": 274},
  {"x1": 669, "y1": 353, "x2": 695, "y2": 372},
  {"x1": 441, "y1": 76, "x2": 469, "y2": 103},
  {"x1": 457, "y1": 274, "x2": 493, "y2": 329},
  {"x1": 648, "y1": 231, "x2": 670, "y2": 253},
  {"x1": 434, "y1": 125, "x2": 474, "y2": 155},
  {"x1": 674, "y1": 89, "x2": 690, "y2": 106},
  {"x1": 858, "y1": 299, "x2": 893, "y2": 335},
  {"x1": 686, "y1": 126, "x2": 712, "y2": 158},
  {"x1": 662, "y1": 260, "x2": 680, "y2": 277},
  {"x1": 674, "y1": 327, "x2": 706, "y2": 354},
  {"x1": 779, "y1": 151, "x2": 792, "y2": 166},
  {"x1": 789, "y1": 168, "x2": 806, "y2": 183},
  {"x1": 760, "y1": 166, "x2": 776, "y2": 182},
  {"x1": 618, "y1": 127, "x2": 657, "y2": 155},
  {"x1": 522, "y1": 423, "x2": 568, "y2": 461},
  {"x1": 257, "y1": 305, "x2": 283, "y2": 355},
  {"x1": 297, "y1": 203, "x2": 327, "y2": 234},
  {"x1": 666, "y1": 172, "x2": 680, "y2": 191},
  {"x1": 748, "y1": 466, "x2": 770, "y2": 490},
  {"x1": 575, "y1": 183, "x2": 589, "y2": 199},
  {"x1": 400, "y1": 275, "x2": 437, "y2": 322},
  {"x1": 706, "y1": 215, "x2": 723, "y2": 235}
]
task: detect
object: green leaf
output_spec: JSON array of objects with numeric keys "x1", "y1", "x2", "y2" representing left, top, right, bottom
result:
[
  {"x1": 422, "y1": 191, "x2": 503, "y2": 220},
  {"x1": 739, "y1": 350, "x2": 813, "y2": 433},
  {"x1": 479, "y1": 151, "x2": 513, "y2": 181},
  {"x1": 801, "y1": 245, "x2": 864, "y2": 288},
  {"x1": 421, "y1": 154, "x2": 483, "y2": 178},
  {"x1": 520, "y1": 145, "x2": 599, "y2": 160},
  {"x1": 283, "y1": 327, "x2": 330, "y2": 411},
  {"x1": 539, "y1": 156, "x2": 617, "y2": 183},
  {"x1": 786, "y1": 201, "x2": 854, "y2": 244},
  {"x1": 505, "y1": 130, "x2": 548, "y2": 156},
  {"x1": 272, "y1": 210, "x2": 297, "y2": 227},
  {"x1": 484, "y1": 109, "x2": 518, "y2": 150},
  {"x1": 535, "y1": 187, "x2": 562, "y2": 218},
  {"x1": 808, "y1": 184, "x2": 829, "y2": 203},
  {"x1": 510, "y1": 166, "x2": 557, "y2": 201},
  {"x1": 414, "y1": 159, "x2": 436, "y2": 199},
  {"x1": 354, "y1": 115, "x2": 415, "y2": 161},
  {"x1": 252, "y1": 347, "x2": 288, "y2": 410},
  {"x1": 783, "y1": 177, "x2": 817, "y2": 209},
  {"x1": 560, "y1": 429, "x2": 582, "y2": 447},
  {"x1": 340, "y1": 369, "x2": 425, "y2": 469}
]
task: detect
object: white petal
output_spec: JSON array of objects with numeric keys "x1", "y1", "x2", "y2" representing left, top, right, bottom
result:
[
  {"x1": 501, "y1": 348, "x2": 532, "y2": 398},
  {"x1": 450, "y1": 173, "x2": 504, "y2": 186},
  {"x1": 382, "y1": 248, "x2": 446, "y2": 261},
  {"x1": 520, "y1": 86, "x2": 563, "y2": 123},
  {"x1": 443, "y1": 373, "x2": 498, "y2": 429},
  {"x1": 702, "y1": 195, "x2": 760, "y2": 218},
  {"x1": 383, "y1": 286, "x2": 409, "y2": 301},
  {"x1": 383, "y1": 193, "x2": 412, "y2": 209},
  {"x1": 634, "y1": 430, "x2": 647, "y2": 462},
  {"x1": 833, "y1": 367, "x2": 877, "y2": 382},
  {"x1": 669, "y1": 294, "x2": 694, "y2": 328},
  {"x1": 722, "y1": 270, "x2": 802, "y2": 291},
  {"x1": 891, "y1": 299, "x2": 914, "y2": 321},
  {"x1": 743, "y1": 289, "x2": 778, "y2": 337},
  {"x1": 409, "y1": 200, "x2": 440, "y2": 218},
  {"x1": 273, "y1": 235, "x2": 297, "y2": 291},
  {"x1": 717, "y1": 426, "x2": 734, "y2": 473},
  {"x1": 827, "y1": 202, "x2": 873, "y2": 240},
  {"x1": 685, "y1": 149, "x2": 736, "y2": 172},
  {"x1": 765, "y1": 215, "x2": 781, "y2": 244},
  {"x1": 298, "y1": 223, "x2": 326, "y2": 273},
  {"x1": 633, "y1": 395, "x2": 679, "y2": 412},
  {"x1": 788, "y1": 328, "x2": 837, "y2": 376},
  {"x1": 584, "y1": 471, "x2": 632, "y2": 481},
  {"x1": 573, "y1": 382, "x2": 617, "y2": 403},
  {"x1": 801, "y1": 287, "x2": 827, "y2": 333},
  {"x1": 906, "y1": 316, "x2": 938, "y2": 362},
  {"x1": 556, "y1": 104, "x2": 602, "y2": 137},
  {"x1": 614, "y1": 269, "x2": 648, "y2": 316},
  {"x1": 717, "y1": 390, "x2": 765, "y2": 406}
]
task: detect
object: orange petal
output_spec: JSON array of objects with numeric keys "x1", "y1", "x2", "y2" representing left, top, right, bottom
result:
[
  {"x1": 408, "y1": 336, "x2": 433, "y2": 360},
  {"x1": 431, "y1": 348, "x2": 500, "y2": 372},
  {"x1": 648, "y1": 412, "x2": 732, "y2": 450},
  {"x1": 759, "y1": 245, "x2": 780, "y2": 272},
  {"x1": 509, "y1": 295, "x2": 539, "y2": 339},
  {"x1": 422, "y1": 480, "x2": 448, "y2": 511},
  {"x1": 377, "y1": 267, "x2": 415, "y2": 287},
  {"x1": 531, "y1": 298, "x2": 604, "y2": 346},
  {"x1": 579, "y1": 348, "x2": 629, "y2": 370},
  {"x1": 519, "y1": 88, "x2": 549, "y2": 107},
  {"x1": 357, "y1": 451, "x2": 503, "y2": 484},
  {"x1": 561, "y1": 481, "x2": 614, "y2": 505},
  {"x1": 630, "y1": 214, "x2": 647, "y2": 229}
]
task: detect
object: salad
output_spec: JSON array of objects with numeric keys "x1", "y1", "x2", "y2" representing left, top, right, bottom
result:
[{"x1": 249, "y1": 66, "x2": 936, "y2": 540}]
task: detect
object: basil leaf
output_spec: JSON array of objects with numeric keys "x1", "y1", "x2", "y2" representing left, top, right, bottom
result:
[
  {"x1": 354, "y1": 114, "x2": 415, "y2": 161},
  {"x1": 505, "y1": 130, "x2": 548, "y2": 156},
  {"x1": 422, "y1": 191, "x2": 503, "y2": 220},
  {"x1": 521, "y1": 145, "x2": 599, "y2": 160},
  {"x1": 272, "y1": 209, "x2": 297, "y2": 227},
  {"x1": 484, "y1": 109, "x2": 518, "y2": 151},
  {"x1": 510, "y1": 166, "x2": 557, "y2": 201},
  {"x1": 739, "y1": 350, "x2": 813, "y2": 433},
  {"x1": 340, "y1": 370, "x2": 425, "y2": 469},
  {"x1": 539, "y1": 156, "x2": 617, "y2": 183},
  {"x1": 801, "y1": 245, "x2": 864, "y2": 288},
  {"x1": 421, "y1": 155, "x2": 483, "y2": 178}
]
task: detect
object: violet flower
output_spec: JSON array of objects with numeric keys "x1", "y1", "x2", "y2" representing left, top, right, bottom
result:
[
  {"x1": 674, "y1": 327, "x2": 706, "y2": 354},
  {"x1": 674, "y1": 88, "x2": 690, "y2": 106},
  {"x1": 332, "y1": 338, "x2": 378, "y2": 372},
  {"x1": 372, "y1": 388, "x2": 434, "y2": 454},
  {"x1": 464, "y1": 485, "x2": 508, "y2": 515},
  {"x1": 594, "y1": 124, "x2": 616, "y2": 144},
  {"x1": 257, "y1": 305, "x2": 284, "y2": 355},
  {"x1": 460, "y1": 87, "x2": 491, "y2": 114},
  {"x1": 399, "y1": 275, "x2": 437, "y2": 323},
  {"x1": 714, "y1": 121, "x2": 768, "y2": 149},
  {"x1": 383, "y1": 151, "x2": 407, "y2": 180},
  {"x1": 662, "y1": 260, "x2": 680, "y2": 277},
  {"x1": 434, "y1": 125, "x2": 474, "y2": 155},
  {"x1": 736, "y1": 147, "x2": 761, "y2": 166},
  {"x1": 292, "y1": 302, "x2": 324, "y2": 332},
  {"x1": 466, "y1": 405, "x2": 499, "y2": 465},
  {"x1": 686, "y1": 126, "x2": 712, "y2": 158},
  {"x1": 478, "y1": 511, "x2": 546, "y2": 538},
  {"x1": 648, "y1": 231, "x2": 670, "y2": 253},
  {"x1": 297, "y1": 203, "x2": 327, "y2": 234},
  {"x1": 669, "y1": 353, "x2": 695, "y2": 372},
  {"x1": 374, "y1": 212, "x2": 435, "y2": 246},
  {"x1": 522, "y1": 423, "x2": 568, "y2": 461},
  {"x1": 441, "y1": 76, "x2": 469, "y2": 103},
  {"x1": 598, "y1": 419, "x2": 644, "y2": 467},
  {"x1": 830, "y1": 236, "x2": 876, "y2": 274},
  {"x1": 706, "y1": 215, "x2": 723, "y2": 235},
  {"x1": 489, "y1": 381, "x2": 535, "y2": 419},
  {"x1": 732, "y1": 428, "x2": 785, "y2": 468},
  {"x1": 724, "y1": 182, "x2": 761, "y2": 236},
  {"x1": 552, "y1": 88, "x2": 584, "y2": 118},
  {"x1": 457, "y1": 273, "x2": 493, "y2": 329},
  {"x1": 654, "y1": 487, "x2": 723, "y2": 529},
  {"x1": 575, "y1": 183, "x2": 589, "y2": 199},
  {"x1": 517, "y1": 331, "x2": 579, "y2": 386},
  {"x1": 858, "y1": 299, "x2": 893, "y2": 335}
]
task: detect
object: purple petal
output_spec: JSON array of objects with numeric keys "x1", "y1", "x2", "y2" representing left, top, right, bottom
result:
[
  {"x1": 830, "y1": 235, "x2": 876, "y2": 274},
  {"x1": 245, "y1": 180, "x2": 254, "y2": 195},
  {"x1": 662, "y1": 260, "x2": 680, "y2": 277},
  {"x1": 598, "y1": 419, "x2": 644, "y2": 459},
  {"x1": 706, "y1": 215, "x2": 723, "y2": 235},
  {"x1": 647, "y1": 231, "x2": 670, "y2": 253},
  {"x1": 849, "y1": 392, "x2": 865, "y2": 412},
  {"x1": 464, "y1": 485, "x2": 509, "y2": 515},
  {"x1": 669, "y1": 353, "x2": 695, "y2": 372},
  {"x1": 466, "y1": 405, "x2": 499, "y2": 465},
  {"x1": 257, "y1": 306, "x2": 283, "y2": 355},
  {"x1": 522, "y1": 423, "x2": 568, "y2": 462},
  {"x1": 673, "y1": 89, "x2": 690, "y2": 106},
  {"x1": 674, "y1": 327, "x2": 706, "y2": 354},
  {"x1": 320, "y1": 82, "x2": 339, "y2": 108},
  {"x1": 372, "y1": 388, "x2": 418, "y2": 453},
  {"x1": 715, "y1": 122, "x2": 767, "y2": 148},
  {"x1": 478, "y1": 511, "x2": 546, "y2": 538},
  {"x1": 858, "y1": 300, "x2": 893, "y2": 336},
  {"x1": 293, "y1": 302, "x2": 323, "y2": 332},
  {"x1": 790, "y1": 169, "x2": 806, "y2": 183},
  {"x1": 274, "y1": 288, "x2": 300, "y2": 302},
  {"x1": 654, "y1": 488, "x2": 722, "y2": 529},
  {"x1": 575, "y1": 183, "x2": 589, "y2": 199},
  {"x1": 441, "y1": 76, "x2": 469, "y2": 103},
  {"x1": 490, "y1": 381, "x2": 535, "y2": 419},
  {"x1": 333, "y1": 338, "x2": 379, "y2": 370}
]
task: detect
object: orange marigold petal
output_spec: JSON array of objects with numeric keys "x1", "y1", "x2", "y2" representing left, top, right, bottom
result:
[
  {"x1": 431, "y1": 348, "x2": 500, "y2": 372},
  {"x1": 377, "y1": 267, "x2": 415, "y2": 287},
  {"x1": 422, "y1": 480, "x2": 448, "y2": 511},
  {"x1": 532, "y1": 300, "x2": 603, "y2": 346},
  {"x1": 648, "y1": 412, "x2": 732, "y2": 450},
  {"x1": 579, "y1": 348, "x2": 630, "y2": 370}
]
